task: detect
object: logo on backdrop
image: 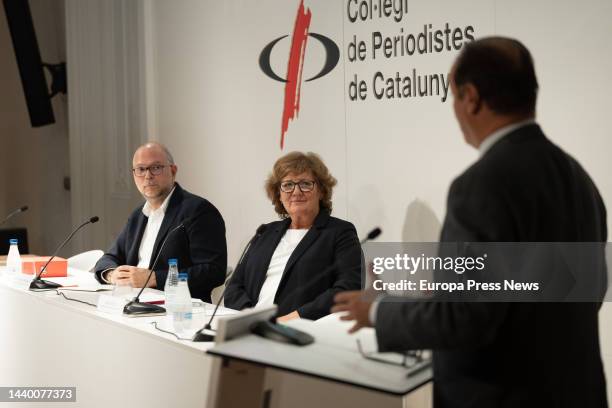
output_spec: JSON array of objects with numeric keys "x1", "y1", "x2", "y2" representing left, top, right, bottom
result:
[{"x1": 258, "y1": 0, "x2": 340, "y2": 149}]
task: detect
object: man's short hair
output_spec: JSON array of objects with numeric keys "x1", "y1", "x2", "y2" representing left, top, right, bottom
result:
[
  {"x1": 159, "y1": 144, "x2": 175, "y2": 165},
  {"x1": 454, "y1": 37, "x2": 538, "y2": 116},
  {"x1": 136, "y1": 141, "x2": 175, "y2": 164}
]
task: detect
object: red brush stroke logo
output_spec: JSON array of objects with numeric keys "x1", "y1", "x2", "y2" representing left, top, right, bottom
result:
[
  {"x1": 259, "y1": 1, "x2": 340, "y2": 149},
  {"x1": 281, "y1": 0, "x2": 311, "y2": 149}
]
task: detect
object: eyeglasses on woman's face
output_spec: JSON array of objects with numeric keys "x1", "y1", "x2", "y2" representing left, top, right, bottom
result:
[{"x1": 279, "y1": 179, "x2": 316, "y2": 193}]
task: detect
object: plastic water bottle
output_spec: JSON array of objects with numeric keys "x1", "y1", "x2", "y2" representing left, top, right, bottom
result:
[
  {"x1": 164, "y1": 259, "x2": 179, "y2": 314},
  {"x1": 6, "y1": 239, "x2": 22, "y2": 276},
  {"x1": 172, "y1": 272, "x2": 193, "y2": 333}
]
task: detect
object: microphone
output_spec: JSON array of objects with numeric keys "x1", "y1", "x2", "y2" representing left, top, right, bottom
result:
[
  {"x1": 363, "y1": 227, "x2": 381, "y2": 243},
  {"x1": 29, "y1": 216, "x2": 99, "y2": 291},
  {"x1": 0, "y1": 205, "x2": 28, "y2": 227},
  {"x1": 123, "y1": 210, "x2": 207, "y2": 316},
  {"x1": 192, "y1": 224, "x2": 268, "y2": 342}
]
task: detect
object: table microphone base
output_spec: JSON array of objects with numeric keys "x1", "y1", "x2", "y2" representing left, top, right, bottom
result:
[
  {"x1": 123, "y1": 300, "x2": 166, "y2": 316},
  {"x1": 29, "y1": 279, "x2": 62, "y2": 291},
  {"x1": 192, "y1": 328, "x2": 216, "y2": 342}
]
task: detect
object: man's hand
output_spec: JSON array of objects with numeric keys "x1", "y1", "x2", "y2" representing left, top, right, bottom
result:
[
  {"x1": 277, "y1": 310, "x2": 300, "y2": 323},
  {"x1": 109, "y1": 265, "x2": 157, "y2": 288},
  {"x1": 332, "y1": 291, "x2": 375, "y2": 334}
]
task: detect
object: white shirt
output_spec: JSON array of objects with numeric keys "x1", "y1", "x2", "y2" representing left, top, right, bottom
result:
[
  {"x1": 478, "y1": 119, "x2": 536, "y2": 156},
  {"x1": 136, "y1": 187, "x2": 176, "y2": 269},
  {"x1": 256, "y1": 228, "x2": 309, "y2": 308}
]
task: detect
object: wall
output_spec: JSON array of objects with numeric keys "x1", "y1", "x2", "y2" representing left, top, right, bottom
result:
[{"x1": 0, "y1": 0, "x2": 71, "y2": 256}]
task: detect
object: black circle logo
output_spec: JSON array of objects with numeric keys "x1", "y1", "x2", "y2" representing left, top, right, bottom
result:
[{"x1": 259, "y1": 33, "x2": 340, "y2": 83}]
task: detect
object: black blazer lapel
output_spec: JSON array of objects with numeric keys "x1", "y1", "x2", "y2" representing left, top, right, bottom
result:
[
  {"x1": 252, "y1": 219, "x2": 290, "y2": 293},
  {"x1": 275, "y1": 211, "x2": 330, "y2": 295},
  {"x1": 127, "y1": 212, "x2": 148, "y2": 266},
  {"x1": 148, "y1": 185, "x2": 182, "y2": 270}
]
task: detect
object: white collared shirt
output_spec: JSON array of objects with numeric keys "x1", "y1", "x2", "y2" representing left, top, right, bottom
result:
[
  {"x1": 478, "y1": 119, "x2": 536, "y2": 156},
  {"x1": 136, "y1": 186, "x2": 176, "y2": 269}
]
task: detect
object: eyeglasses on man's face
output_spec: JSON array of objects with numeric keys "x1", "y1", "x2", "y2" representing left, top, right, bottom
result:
[
  {"x1": 279, "y1": 180, "x2": 316, "y2": 193},
  {"x1": 132, "y1": 164, "x2": 169, "y2": 177}
]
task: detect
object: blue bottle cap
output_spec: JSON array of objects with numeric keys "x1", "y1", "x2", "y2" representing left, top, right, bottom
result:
[
  {"x1": 9, "y1": 239, "x2": 18, "y2": 245},
  {"x1": 168, "y1": 258, "x2": 178, "y2": 265},
  {"x1": 178, "y1": 272, "x2": 188, "y2": 281}
]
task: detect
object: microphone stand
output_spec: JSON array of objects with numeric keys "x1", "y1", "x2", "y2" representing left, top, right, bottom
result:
[
  {"x1": 192, "y1": 224, "x2": 266, "y2": 342},
  {"x1": 122, "y1": 223, "x2": 184, "y2": 316},
  {"x1": 29, "y1": 216, "x2": 99, "y2": 291},
  {"x1": 123, "y1": 207, "x2": 208, "y2": 316}
]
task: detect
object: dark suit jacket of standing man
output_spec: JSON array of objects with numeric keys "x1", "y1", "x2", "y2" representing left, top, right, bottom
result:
[
  {"x1": 375, "y1": 124, "x2": 608, "y2": 407},
  {"x1": 94, "y1": 183, "x2": 227, "y2": 303},
  {"x1": 224, "y1": 211, "x2": 363, "y2": 320}
]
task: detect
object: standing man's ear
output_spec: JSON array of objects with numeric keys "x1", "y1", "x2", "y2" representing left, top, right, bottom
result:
[{"x1": 462, "y1": 83, "x2": 482, "y2": 115}]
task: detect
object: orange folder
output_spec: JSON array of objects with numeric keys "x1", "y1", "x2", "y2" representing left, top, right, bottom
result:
[{"x1": 21, "y1": 257, "x2": 68, "y2": 278}]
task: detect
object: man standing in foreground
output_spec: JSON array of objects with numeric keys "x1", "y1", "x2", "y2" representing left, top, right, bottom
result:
[
  {"x1": 333, "y1": 37, "x2": 608, "y2": 407},
  {"x1": 94, "y1": 142, "x2": 227, "y2": 303}
]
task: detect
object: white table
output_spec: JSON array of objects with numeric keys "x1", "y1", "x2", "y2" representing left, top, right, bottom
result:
[
  {"x1": 0, "y1": 268, "x2": 230, "y2": 408},
  {"x1": 1, "y1": 268, "x2": 433, "y2": 408}
]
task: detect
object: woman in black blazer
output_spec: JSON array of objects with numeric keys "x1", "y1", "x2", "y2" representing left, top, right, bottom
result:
[{"x1": 224, "y1": 152, "x2": 362, "y2": 321}]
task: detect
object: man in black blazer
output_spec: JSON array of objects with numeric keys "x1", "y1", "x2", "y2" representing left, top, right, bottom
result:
[
  {"x1": 94, "y1": 142, "x2": 227, "y2": 303},
  {"x1": 334, "y1": 37, "x2": 608, "y2": 407},
  {"x1": 225, "y1": 210, "x2": 362, "y2": 320}
]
